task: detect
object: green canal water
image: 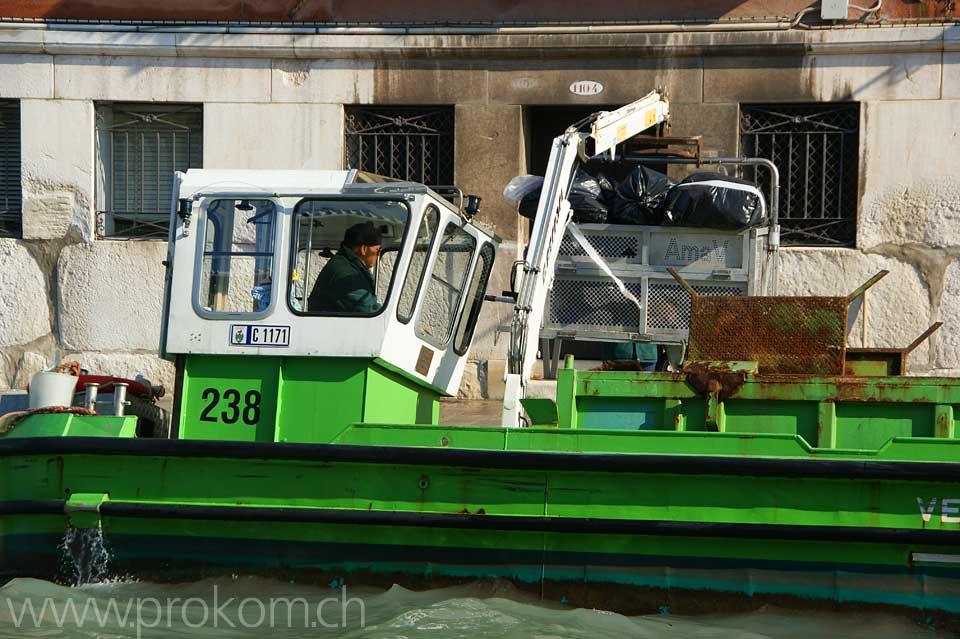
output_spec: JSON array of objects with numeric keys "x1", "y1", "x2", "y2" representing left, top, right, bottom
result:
[{"x1": 0, "y1": 576, "x2": 951, "y2": 638}]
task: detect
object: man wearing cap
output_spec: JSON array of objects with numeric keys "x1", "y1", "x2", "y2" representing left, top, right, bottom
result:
[{"x1": 308, "y1": 222, "x2": 382, "y2": 314}]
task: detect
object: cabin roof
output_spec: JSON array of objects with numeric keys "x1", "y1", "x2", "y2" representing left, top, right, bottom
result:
[{"x1": 179, "y1": 169, "x2": 354, "y2": 199}]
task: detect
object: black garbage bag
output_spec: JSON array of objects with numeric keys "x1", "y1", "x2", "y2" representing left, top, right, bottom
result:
[
  {"x1": 515, "y1": 168, "x2": 611, "y2": 223},
  {"x1": 658, "y1": 172, "x2": 766, "y2": 229},
  {"x1": 609, "y1": 166, "x2": 674, "y2": 225},
  {"x1": 518, "y1": 186, "x2": 542, "y2": 219},
  {"x1": 569, "y1": 169, "x2": 610, "y2": 223}
]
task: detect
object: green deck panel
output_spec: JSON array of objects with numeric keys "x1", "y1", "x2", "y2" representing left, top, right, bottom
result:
[
  {"x1": 836, "y1": 402, "x2": 936, "y2": 449},
  {"x1": 276, "y1": 357, "x2": 365, "y2": 443},
  {"x1": 338, "y1": 423, "x2": 960, "y2": 462},
  {"x1": 519, "y1": 398, "x2": 558, "y2": 427},
  {"x1": 2, "y1": 414, "x2": 136, "y2": 439},
  {"x1": 364, "y1": 363, "x2": 440, "y2": 425}
]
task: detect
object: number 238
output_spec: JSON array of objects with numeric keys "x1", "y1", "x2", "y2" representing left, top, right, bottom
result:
[{"x1": 199, "y1": 388, "x2": 262, "y2": 425}]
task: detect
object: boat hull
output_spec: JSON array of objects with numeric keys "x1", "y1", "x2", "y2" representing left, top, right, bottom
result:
[{"x1": 2, "y1": 435, "x2": 960, "y2": 613}]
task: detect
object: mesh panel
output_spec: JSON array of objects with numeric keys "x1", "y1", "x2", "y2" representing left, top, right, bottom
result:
[
  {"x1": 549, "y1": 279, "x2": 645, "y2": 330},
  {"x1": 647, "y1": 282, "x2": 745, "y2": 331},
  {"x1": 559, "y1": 230, "x2": 640, "y2": 260},
  {"x1": 547, "y1": 278, "x2": 747, "y2": 334}
]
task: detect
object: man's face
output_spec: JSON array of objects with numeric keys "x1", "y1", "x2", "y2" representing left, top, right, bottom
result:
[{"x1": 356, "y1": 244, "x2": 381, "y2": 269}]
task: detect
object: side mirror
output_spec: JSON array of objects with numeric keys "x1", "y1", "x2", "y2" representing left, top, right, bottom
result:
[{"x1": 177, "y1": 199, "x2": 193, "y2": 235}]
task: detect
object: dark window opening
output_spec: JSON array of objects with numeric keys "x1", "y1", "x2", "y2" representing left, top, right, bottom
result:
[
  {"x1": 0, "y1": 100, "x2": 21, "y2": 238},
  {"x1": 740, "y1": 103, "x2": 860, "y2": 247},
  {"x1": 344, "y1": 106, "x2": 455, "y2": 187}
]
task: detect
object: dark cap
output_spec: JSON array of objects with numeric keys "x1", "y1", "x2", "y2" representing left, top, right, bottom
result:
[{"x1": 343, "y1": 221, "x2": 381, "y2": 248}]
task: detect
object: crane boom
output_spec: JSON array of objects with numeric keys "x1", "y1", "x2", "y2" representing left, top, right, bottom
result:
[{"x1": 502, "y1": 91, "x2": 670, "y2": 427}]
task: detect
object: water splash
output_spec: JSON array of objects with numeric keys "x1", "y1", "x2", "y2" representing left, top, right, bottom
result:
[{"x1": 58, "y1": 527, "x2": 112, "y2": 586}]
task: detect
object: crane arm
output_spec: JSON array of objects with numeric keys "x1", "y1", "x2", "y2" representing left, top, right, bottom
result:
[{"x1": 501, "y1": 90, "x2": 670, "y2": 427}]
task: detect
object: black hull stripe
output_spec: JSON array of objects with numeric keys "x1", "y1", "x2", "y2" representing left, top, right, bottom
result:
[
  {"x1": 0, "y1": 500, "x2": 63, "y2": 516},
  {"x1": 5, "y1": 499, "x2": 959, "y2": 545},
  {"x1": 94, "y1": 501, "x2": 960, "y2": 545},
  {"x1": 1, "y1": 437, "x2": 959, "y2": 481}
]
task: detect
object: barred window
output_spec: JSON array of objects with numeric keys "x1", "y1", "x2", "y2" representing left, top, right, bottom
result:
[
  {"x1": 0, "y1": 100, "x2": 20, "y2": 238},
  {"x1": 344, "y1": 106, "x2": 454, "y2": 186},
  {"x1": 739, "y1": 104, "x2": 860, "y2": 246},
  {"x1": 95, "y1": 104, "x2": 203, "y2": 239}
]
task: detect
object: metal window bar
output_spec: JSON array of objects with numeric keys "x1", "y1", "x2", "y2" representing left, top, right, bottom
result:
[
  {"x1": 739, "y1": 103, "x2": 859, "y2": 247},
  {"x1": 344, "y1": 107, "x2": 455, "y2": 187},
  {"x1": 0, "y1": 100, "x2": 21, "y2": 238},
  {"x1": 97, "y1": 105, "x2": 203, "y2": 239}
]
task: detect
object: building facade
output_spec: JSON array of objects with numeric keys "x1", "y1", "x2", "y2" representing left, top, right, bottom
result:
[{"x1": 0, "y1": 2, "x2": 958, "y2": 396}]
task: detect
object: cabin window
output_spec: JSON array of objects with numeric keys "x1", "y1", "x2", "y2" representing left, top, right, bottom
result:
[
  {"x1": 197, "y1": 199, "x2": 277, "y2": 316},
  {"x1": 415, "y1": 223, "x2": 476, "y2": 349},
  {"x1": 397, "y1": 205, "x2": 441, "y2": 324},
  {"x1": 95, "y1": 103, "x2": 203, "y2": 239},
  {"x1": 453, "y1": 242, "x2": 496, "y2": 355},
  {"x1": 0, "y1": 100, "x2": 20, "y2": 238},
  {"x1": 288, "y1": 199, "x2": 409, "y2": 316}
]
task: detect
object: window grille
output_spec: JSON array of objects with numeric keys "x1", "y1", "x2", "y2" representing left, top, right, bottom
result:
[
  {"x1": 344, "y1": 107, "x2": 454, "y2": 186},
  {"x1": 739, "y1": 104, "x2": 860, "y2": 246},
  {"x1": 96, "y1": 104, "x2": 203, "y2": 239},
  {"x1": 0, "y1": 100, "x2": 21, "y2": 238}
]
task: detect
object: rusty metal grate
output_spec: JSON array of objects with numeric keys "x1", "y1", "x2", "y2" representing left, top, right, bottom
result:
[
  {"x1": 344, "y1": 106, "x2": 454, "y2": 187},
  {"x1": 740, "y1": 103, "x2": 859, "y2": 247},
  {"x1": 687, "y1": 296, "x2": 849, "y2": 375}
]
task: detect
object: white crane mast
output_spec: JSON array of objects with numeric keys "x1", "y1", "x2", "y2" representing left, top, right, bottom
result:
[{"x1": 501, "y1": 91, "x2": 671, "y2": 427}]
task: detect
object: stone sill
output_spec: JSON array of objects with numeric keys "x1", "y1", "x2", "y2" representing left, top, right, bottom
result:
[{"x1": 0, "y1": 23, "x2": 956, "y2": 59}]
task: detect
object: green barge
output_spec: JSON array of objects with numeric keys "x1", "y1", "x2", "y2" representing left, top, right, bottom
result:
[{"x1": 2, "y1": 93, "x2": 959, "y2": 615}]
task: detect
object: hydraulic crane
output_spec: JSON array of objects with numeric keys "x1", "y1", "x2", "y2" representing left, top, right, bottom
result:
[{"x1": 501, "y1": 90, "x2": 670, "y2": 427}]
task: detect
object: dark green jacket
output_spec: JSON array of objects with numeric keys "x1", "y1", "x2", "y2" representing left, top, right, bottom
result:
[
  {"x1": 604, "y1": 341, "x2": 658, "y2": 364},
  {"x1": 307, "y1": 244, "x2": 380, "y2": 314}
]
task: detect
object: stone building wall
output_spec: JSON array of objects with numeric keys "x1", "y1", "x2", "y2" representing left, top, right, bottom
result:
[{"x1": 0, "y1": 24, "x2": 957, "y2": 395}]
